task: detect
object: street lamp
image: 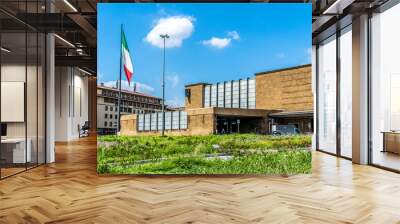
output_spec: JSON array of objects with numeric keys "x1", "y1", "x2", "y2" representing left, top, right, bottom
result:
[{"x1": 160, "y1": 34, "x2": 169, "y2": 136}]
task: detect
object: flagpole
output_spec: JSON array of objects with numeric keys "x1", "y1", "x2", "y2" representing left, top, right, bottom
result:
[{"x1": 117, "y1": 24, "x2": 123, "y2": 134}]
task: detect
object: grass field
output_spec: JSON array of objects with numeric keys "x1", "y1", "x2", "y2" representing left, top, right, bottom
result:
[{"x1": 97, "y1": 134, "x2": 312, "y2": 175}]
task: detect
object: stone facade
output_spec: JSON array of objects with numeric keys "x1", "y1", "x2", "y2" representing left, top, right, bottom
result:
[
  {"x1": 120, "y1": 107, "x2": 275, "y2": 136},
  {"x1": 184, "y1": 83, "x2": 206, "y2": 109},
  {"x1": 121, "y1": 108, "x2": 214, "y2": 136},
  {"x1": 255, "y1": 64, "x2": 313, "y2": 112}
]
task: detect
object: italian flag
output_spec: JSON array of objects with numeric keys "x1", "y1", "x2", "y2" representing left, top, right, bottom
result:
[{"x1": 121, "y1": 29, "x2": 133, "y2": 85}]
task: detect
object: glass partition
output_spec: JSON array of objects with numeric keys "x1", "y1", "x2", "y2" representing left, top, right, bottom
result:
[
  {"x1": 339, "y1": 26, "x2": 352, "y2": 158},
  {"x1": 0, "y1": 0, "x2": 47, "y2": 180},
  {"x1": 370, "y1": 3, "x2": 400, "y2": 171},
  {"x1": 27, "y1": 31, "x2": 38, "y2": 169},
  {"x1": 37, "y1": 32, "x2": 45, "y2": 165},
  {"x1": 317, "y1": 34, "x2": 337, "y2": 154}
]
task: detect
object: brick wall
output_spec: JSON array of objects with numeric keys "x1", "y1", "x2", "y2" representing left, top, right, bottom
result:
[
  {"x1": 185, "y1": 84, "x2": 205, "y2": 109},
  {"x1": 120, "y1": 108, "x2": 215, "y2": 136},
  {"x1": 255, "y1": 65, "x2": 312, "y2": 112}
]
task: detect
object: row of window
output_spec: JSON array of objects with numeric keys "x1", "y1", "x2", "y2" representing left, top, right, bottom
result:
[
  {"x1": 103, "y1": 98, "x2": 162, "y2": 110},
  {"x1": 101, "y1": 90, "x2": 161, "y2": 104},
  {"x1": 103, "y1": 108, "x2": 154, "y2": 120},
  {"x1": 204, "y1": 78, "x2": 256, "y2": 109},
  {"x1": 137, "y1": 111, "x2": 188, "y2": 131},
  {"x1": 104, "y1": 114, "x2": 118, "y2": 119},
  {"x1": 103, "y1": 121, "x2": 116, "y2": 127}
]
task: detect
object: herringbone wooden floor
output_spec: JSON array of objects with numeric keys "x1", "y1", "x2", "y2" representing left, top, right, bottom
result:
[{"x1": 1, "y1": 136, "x2": 400, "y2": 224}]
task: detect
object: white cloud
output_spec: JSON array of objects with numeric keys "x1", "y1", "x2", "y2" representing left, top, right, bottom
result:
[
  {"x1": 202, "y1": 37, "x2": 231, "y2": 49},
  {"x1": 202, "y1": 31, "x2": 240, "y2": 49},
  {"x1": 145, "y1": 16, "x2": 194, "y2": 48},
  {"x1": 102, "y1": 80, "x2": 155, "y2": 94},
  {"x1": 166, "y1": 73, "x2": 180, "y2": 88},
  {"x1": 227, "y1": 31, "x2": 240, "y2": 40}
]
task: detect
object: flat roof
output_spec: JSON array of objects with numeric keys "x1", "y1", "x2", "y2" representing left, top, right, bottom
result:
[
  {"x1": 186, "y1": 107, "x2": 280, "y2": 117},
  {"x1": 97, "y1": 85, "x2": 161, "y2": 99},
  {"x1": 184, "y1": 82, "x2": 210, "y2": 88},
  {"x1": 255, "y1": 64, "x2": 311, "y2": 76},
  {"x1": 269, "y1": 110, "x2": 314, "y2": 118}
]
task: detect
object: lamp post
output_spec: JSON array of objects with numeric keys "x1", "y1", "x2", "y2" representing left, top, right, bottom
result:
[{"x1": 160, "y1": 34, "x2": 169, "y2": 136}]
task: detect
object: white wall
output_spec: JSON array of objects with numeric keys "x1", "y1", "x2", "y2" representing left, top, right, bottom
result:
[{"x1": 54, "y1": 67, "x2": 89, "y2": 141}]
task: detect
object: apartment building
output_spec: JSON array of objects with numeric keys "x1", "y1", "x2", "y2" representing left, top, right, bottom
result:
[
  {"x1": 120, "y1": 64, "x2": 313, "y2": 136},
  {"x1": 312, "y1": 0, "x2": 400, "y2": 172},
  {"x1": 97, "y1": 84, "x2": 162, "y2": 134}
]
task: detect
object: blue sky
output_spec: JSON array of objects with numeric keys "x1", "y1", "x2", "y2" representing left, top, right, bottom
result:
[{"x1": 98, "y1": 3, "x2": 311, "y2": 106}]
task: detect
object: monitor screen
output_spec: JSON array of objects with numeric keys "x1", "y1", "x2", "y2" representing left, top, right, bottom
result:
[{"x1": 1, "y1": 123, "x2": 7, "y2": 137}]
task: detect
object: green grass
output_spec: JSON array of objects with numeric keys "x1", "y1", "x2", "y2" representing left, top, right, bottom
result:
[{"x1": 97, "y1": 134, "x2": 312, "y2": 175}]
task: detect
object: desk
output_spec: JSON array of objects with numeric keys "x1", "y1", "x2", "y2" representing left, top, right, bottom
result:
[
  {"x1": 382, "y1": 131, "x2": 400, "y2": 154},
  {"x1": 1, "y1": 138, "x2": 31, "y2": 164}
]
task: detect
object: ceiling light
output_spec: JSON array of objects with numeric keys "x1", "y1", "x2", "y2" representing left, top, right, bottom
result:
[
  {"x1": 63, "y1": 0, "x2": 78, "y2": 12},
  {"x1": 54, "y1": 34, "x2": 75, "y2": 48},
  {"x1": 1, "y1": 47, "x2": 11, "y2": 53}
]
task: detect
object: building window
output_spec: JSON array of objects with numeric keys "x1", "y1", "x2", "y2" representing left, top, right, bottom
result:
[
  {"x1": 104, "y1": 121, "x2": 107, "y2": 127},
  {"x1": 172, "y1": 111, "x2": 180, "y2": 129},
  {"x1": 105, "y1": 105, "x2": 108, "y2": 111},
  {"x1": 109, "y1": 122, "x2": 113, "y2": 127},
  {"x1": 339, "y1": 25, "x2": 352, "y2": 158},
  {"x1": 151, "y1": 113, "x2": 157, "y2": 130},
  {"x1": 144, "y1": 113, "x2": 150, "y2": 131},
  {"x1": 232, "y1": 80, "x2": 240, "y2": 108},
  {"x1": 210, "y1": 84, "x2": 217, "y2": 107},
  {"x1": 225, "y1": 81, "x2": 232, "y2": 108},
  {"x1": 217, "y1": 83, "x2": 224, "y2": 107},
  {"x1": 248, "y1": 78, "x2": 256, "y2": 109},
  {"x1": 317, "y1": 34, "x2": 337, "y2": 154},
  {"x1": 240, "y1": 79, "x2": 248, "y2": 109},
  {"x1": 115, "y1": 114, "x2": 117, "y2": 119},
  {"x1": 105, "y1": 114, "x2": 108, "y2": 119},
  {"x1": 138, "y1": 114, "x2": 144, "y2": 131},
  {"x1": 110, "y1": 106, "x2": 113, "y2": 111},
  {"x1": 370, "y1": 4, "x2": 400, "y2": 171}
]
